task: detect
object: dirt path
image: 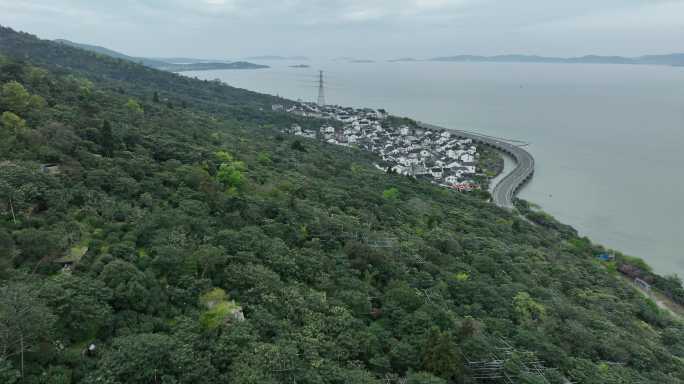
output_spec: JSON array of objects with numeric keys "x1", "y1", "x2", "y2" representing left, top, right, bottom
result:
[{"x1": 623, "y1": 276, "x2": 684, "y2": 320}]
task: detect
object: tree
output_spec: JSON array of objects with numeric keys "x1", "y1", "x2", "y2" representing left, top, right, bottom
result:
[
  {"x1": 215, "y1": 153, "x2": 247, "y2": 193},
  {"x1": 12, "y1": 228, "x2": 62, "y2": 265},
  {"x1": 0, "y1": 283, "x2": 56, "y2": 377},
  {"x1": 257, "y1": 151, "x2": 272, "y2": 165},
  {"x1": 99, "y1": 259, "x2": 163, "y2": 313},
  {"x1": 40, "y1": 274, "x2": 113, "y2": 342},
  {"x1": 87, "y1": 333, "x2": 216, "y2": 384},
  {"x1": 0, "y1": 162, "x2": 49, "y2": 225},
  {"x1": 199, "y1": 288, "x2": 243, "y2": 330},
  {"x1": 382, "y1": 187, "x2": 400, "y2": 201},
  {"x1": 0, "y1": 230, "x2": 14, "y2": 277},
  {"x1": 153, "y1": 91, "x2": 160, "y2": 103},
  {"x1": 126, "y1": 98, "x2": 144, "y2": 114},
  {"x1": 291, "y1": 140, "x2": 306, "y2": 152},
  {"x1": 0, "y1": 81, "x2": 30, "y2": 114},
  {"x1": 0, "y1": 111, "x2": 25, "y2": 155},
  {"x1": 217, "y1": 163, "x2": 245, "y2": 192},
  {"x1": 421, "y1": 328, "x2": 463, "y2": 380},
  {"x1": 100, "y1": 119, "x2": 114, "y2": 156},
  {"x1": 193, "y1": 245, "x2": 226, "y2": 279},
  {"x1": 1, "y1": 111, "x2": 26, "y2": 135},
  {"x1": 28, "y1": 94, "x2": 46, "y2": 112},
  {"x1": 513, "y1": 292, "x2": 546, "y2": 325},
  {"x1": 0, "y1": 358, "x2": 20, "y2": 384},
  {"x1": 458, "y1": 316, "x2": 480, "y2": 339},
  {"x1": 406, "y1": 371, "x2": 446, "y2": 384}
]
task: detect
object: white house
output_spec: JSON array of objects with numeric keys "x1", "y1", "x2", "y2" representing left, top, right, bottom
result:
[
  {"x1": 301, "y1": 130, "x2": 316, "y2": 139},
  {"x1": 392, "y1": 165, "x2": 408, "y2": 175},
  {"x1": 460, "y1": 153, "x2": 475, "y2": 163},
  {"x1": 411, "y1": 164, "x2": 430, "y2": 175}
]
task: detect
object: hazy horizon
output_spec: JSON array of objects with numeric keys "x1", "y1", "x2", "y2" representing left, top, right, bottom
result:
[{"x1": 1, "y1": 0, "x2": 683, "y2": 60}]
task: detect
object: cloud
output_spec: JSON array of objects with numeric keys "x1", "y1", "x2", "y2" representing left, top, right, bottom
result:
[
  {"x1": 0, "y1": 0, "x2": 681, "y2": 58},
  {"x1": 529, "y1": 1, "x2": 684, "y2": 31}
]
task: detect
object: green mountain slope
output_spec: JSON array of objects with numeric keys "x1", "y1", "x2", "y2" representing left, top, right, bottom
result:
[
  {"x1": 54, "y1": 39, "x2": 155, "y2": 62},
  {"x1": 0, "y1": 25, "x2": 683, "y2": 384}
]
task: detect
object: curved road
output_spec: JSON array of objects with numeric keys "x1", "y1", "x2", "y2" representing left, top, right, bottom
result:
[{"x1": 419, "y1": 122, "x2": 535, "y2": 209}]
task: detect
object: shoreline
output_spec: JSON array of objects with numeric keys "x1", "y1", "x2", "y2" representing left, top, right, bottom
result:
[
  {"x1": 421, "y1": 122, "x2": 684, "y2": 314},
  {"x1": 418, "y1": 122, "x2": 535, "y2": 208}
]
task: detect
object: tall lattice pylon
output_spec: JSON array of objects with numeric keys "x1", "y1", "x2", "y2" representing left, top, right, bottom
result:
[{"x1": 317, "y1": 70, "x2": 326, "y2": 106}]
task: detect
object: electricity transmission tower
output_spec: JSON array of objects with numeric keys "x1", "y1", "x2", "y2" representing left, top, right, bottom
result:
[{"x1": 317, "y1": 70, "x2": 326, "y2": 106}]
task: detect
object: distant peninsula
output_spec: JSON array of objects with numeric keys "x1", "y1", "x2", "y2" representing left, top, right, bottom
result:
[
  {"x1": 349, "y1": 59, "x2": 375, "y2": 63},
  {"x1": 429, "y1": 53, "x2": 684, "y2": 67},
  {"x1": 163, "y1": 61, "x2": 268, "y2": 72},
  {"x1": 289, "y1": 64, "x2": 310, "y2": 68},
  {"x1": 55, "y1": 39, "x2": 269, "y2": 71},
  {"x1": 245, "y1": 55, "x2": 309, "y2": 61}
]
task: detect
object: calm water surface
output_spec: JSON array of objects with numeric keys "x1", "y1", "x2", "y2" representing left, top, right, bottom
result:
[{"x1": 185, "y1": 61, "x2": 684, "y2": 277}]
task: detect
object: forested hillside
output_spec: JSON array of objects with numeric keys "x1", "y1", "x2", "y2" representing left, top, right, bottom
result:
[{"x1": 0, "y1": 26, "x2": 683, "y2": 384}]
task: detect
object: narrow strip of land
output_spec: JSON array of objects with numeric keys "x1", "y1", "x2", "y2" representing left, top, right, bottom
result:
[{"x1": 419, "y1": 122, "x2": 535, "y2": 208}]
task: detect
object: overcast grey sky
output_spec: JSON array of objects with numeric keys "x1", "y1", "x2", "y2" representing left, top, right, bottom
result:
[{"x1": 1, "y1": 0, "x2": 682, "y2": 59}]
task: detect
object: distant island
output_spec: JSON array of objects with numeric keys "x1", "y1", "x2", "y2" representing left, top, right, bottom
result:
[
  {"x1": 245, "y1": 55, "x2": 309, "y2": 61},
  {"x1": 349, "y1": 59, "x2": 375, "y2": 63},
  {"x1": 429, "y1": 53, "x2": 684, "y2": 67},
  {"x1": 55, "y1": 39, "x2": 269, "y2": 71},
  {"x1": 388, "y1": 57, "x2": 419, "y2": 62},
  {"x1": 289, "y1": 64, "x2": 310, "y2": 68},
  {"x1": 147, "y1": 57, "x2": 231, "y2": 64}
]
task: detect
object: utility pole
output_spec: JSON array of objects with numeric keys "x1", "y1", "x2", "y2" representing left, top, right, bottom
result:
[{"x1": 317, "y1": 70, "x2": 326, "y2": 106}]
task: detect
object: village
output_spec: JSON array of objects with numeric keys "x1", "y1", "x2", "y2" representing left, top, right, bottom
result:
[{"x1": 275, "y1": 102, "x2": 484, "y2": 191}]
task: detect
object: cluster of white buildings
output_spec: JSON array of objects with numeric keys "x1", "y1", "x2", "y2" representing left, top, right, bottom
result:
[{"x1": 280, "y1": 102, "x2": 482, "y2": 189}]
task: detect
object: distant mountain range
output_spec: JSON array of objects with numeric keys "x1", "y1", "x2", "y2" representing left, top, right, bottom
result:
[
  {"x1": 54, "y1": 39, "x2": 268, "y2": 71},
  {"x1": 428, "y1": 54, "x2": 684, "y2": 67},
  {"x1": 51, "y1": 40, "x2": 684, "y2": 69}
]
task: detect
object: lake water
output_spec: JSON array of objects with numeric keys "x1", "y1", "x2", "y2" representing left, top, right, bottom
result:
[{"x1": 185, "y1": 61, "x2": 684, "y2": 278}]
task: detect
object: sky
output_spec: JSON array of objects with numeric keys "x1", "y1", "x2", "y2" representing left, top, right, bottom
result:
[{"x1": 0, "y1": 0, "x2": 683, "y2": 59}]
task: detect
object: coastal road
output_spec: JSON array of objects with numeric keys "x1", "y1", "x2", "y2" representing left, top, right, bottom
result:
[{"x1": 419, "y1": 123, "x2": 535, "y2": 209}]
